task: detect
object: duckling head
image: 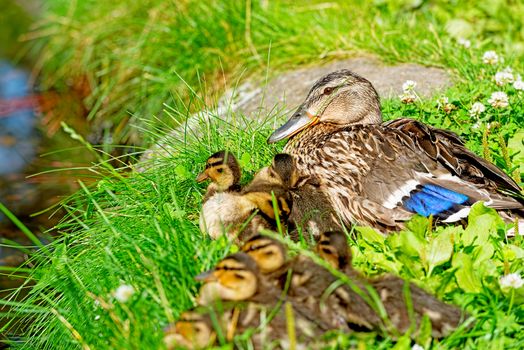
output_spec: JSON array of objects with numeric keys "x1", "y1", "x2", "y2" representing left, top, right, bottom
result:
[
  {"x1": 196, "y1": 150, "x2": 241, "y2": 191},
  {"x1": 241, "y1": 234, "x2": 287, "y2": 273},
  {"x1": 268, "y1": 70, "x2": 382, "y2": 143},
  {"x1": 164, "y1": 311, "x2": 215, "y2": 349},
  {"x1": 195, "y1": 253, "x2": 259, "y2": 302},
  {"x1": 270, "y1": 153, "x2": 300, "y2": 188},
  {"x1": 316, "y1": 231, "x2": 352, "y2": 270}
]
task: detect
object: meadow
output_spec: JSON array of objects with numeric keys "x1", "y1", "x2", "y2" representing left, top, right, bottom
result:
[{"x1": 1, "y1": 1, "x2": 524, "y2": 349}]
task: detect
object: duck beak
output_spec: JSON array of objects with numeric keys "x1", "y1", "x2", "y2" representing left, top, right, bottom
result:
[
  {"x1": 196, "y1": 171, "x2": 209, "y2": 183},
  {"x1": 267, "y1": 105, "x2": 319, "y2": 144},
  {"x1": 195, "y1": 270, "x2": 216, "y2": 282}
]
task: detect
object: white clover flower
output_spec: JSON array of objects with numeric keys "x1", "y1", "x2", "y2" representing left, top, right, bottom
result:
[
  {"x1": 399, "y1": 92, "x2": 417, "y2": 104},
  {"x1": 482, "y1": 51, "x2": 499, "y2": 65},
  {"x1": 114, "y1": 284, "x2": 135, "y2": 303},
  {"x1": 494, "y1": 71, "x2": 514, "y2": 86},
  {"x1": 514, "y1": 80, "x2": 524, "y2": 91},
  {"x1": 501, "y1": 66, "x2": 513, "y2": 74},
  {"x1": 488, "y1": 91, "x2": 509, "y2": 108},
  {"x1": 472, "y1": 121, "x2": 481, "y2": 129},
  {"x1": 500, "y1": 273, "x2": 524, "y2": 289},
  {"x1": 457, "y1": 38, "x2": 471, "y2": 49},
  {"x1": 402, "y1": 80, "x2": 417, "y2": 92},
  {"x1": 436, "y1": 96, "x2": 449, "y2": 108},
  {"x1": 412, "y1": 345, "x2": 425, "y2": 350},
  {"x1": 469, "y1": 102, "x2": 486, "y2": 117}
]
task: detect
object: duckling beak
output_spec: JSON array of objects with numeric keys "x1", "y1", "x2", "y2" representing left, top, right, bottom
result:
[
  {"x1": 196, "y1": 171, "x2": 209, "y2": 183},
  {"x1": 195, "y1": 270, "x2": 216, "y2": 282},
  {"x1": 267, "y1": 106, "x2": 319, "y2": 143}
]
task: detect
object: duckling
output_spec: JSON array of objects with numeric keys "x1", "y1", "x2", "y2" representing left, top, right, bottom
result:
[
  {"x1": 194, "y1": 252, "x2": 280, "y2": 305},
  {"x1": 270, "y1": 153, "x2": 341, "y2": 238},
  {"x1": 285, "y1": 252, "x2": 381, "y2": 331},
  {"x1": 194, "y1": 253, "x2": 331, "y2": 343},
  {"x1": 196, "y1": 150, "x2": 242, "y2": 201},
  {"x1": 317, "y1": 231, "x2": 466, "y2": 338},
  {"x1": 241, "y1": 165, "x2": 292, "y2": 229},
  {"x1": 241, "y1": 233, "x2": 289, "y2": 278},
  {"x1": 165, "y1": 302, "x2": 327, "y2": 350},
  {"x1": 197, "y1": 151, "x2": 274, "y2": 241},
  {"x1": 164, "y1": 310, "x2": 219, "y2": 350}
]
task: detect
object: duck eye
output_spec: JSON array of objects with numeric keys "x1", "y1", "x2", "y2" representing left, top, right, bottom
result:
[
  {"x1": 217, "y1": 168, "x2": 224, "y2": 173},
  {"x1": 323, "y1": 87, "x2": 334, "y2": 95}
]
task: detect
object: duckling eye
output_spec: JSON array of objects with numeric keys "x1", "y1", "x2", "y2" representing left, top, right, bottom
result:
[
  {"x1": 323, "y1": 87, "x2": 334, "y2": 95},
  {"x1": 217, "y1": 168, "x2": 224, "y2": 173},
  {"x1": 234, "y1": 273, "x2": 245, "y2": 280}
]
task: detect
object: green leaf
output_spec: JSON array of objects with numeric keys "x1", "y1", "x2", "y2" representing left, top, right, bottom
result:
[
  {"x1": 508, "y1": 130, "x2": 524, "y2": 173},
  {"x1": 426, "y1": 229, "x2": 453, "y2": 275},
  {"x1": 416, "y1": 314, "x2": 433, "y2": 349},
  {"x1": 239, "y1": 152, "x2": 251, "y2": 168},
  {"x1": 356, "y1": 226, "x2": 385, "y2": 245},
  {"x1": 400, "y1": 230, "x2": 426, "y2": 257},
  {"x1": 391, "y1": 334, "x2": 411, "y2": 350},
  {"x1": 174, "y1": 164, "x2": 191, "y2": 179},
  {"x1": 472, "y1": 244, "x2": 495, "y2": 266},
  {"x1": 463, "y1": 202, "x2": 504, "y2": 246},
  {"x1": 452, "y1": 252, "x2": 482, "y2": 293}
]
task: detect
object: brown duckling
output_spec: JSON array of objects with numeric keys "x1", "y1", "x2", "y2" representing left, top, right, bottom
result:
[
  {"x1": 164, "y1": 302, "x2": 327, "y2": 350},
  {"x1": 240, "y1": 234, "x2": 377, "y2": 331},
  {"x1": 197, "y1": 151, "x2": 275, "y2": 241},
  {"x1": 194, "y1": 252, "x2": 280, "y2": 305},
  {"x1": 270, "y1": 153, "x2": 341, "y2": 238},
  {"x1": 164, "y1": 310, "x2": 219, "y2": 350},
  {"x1": 318, "y1": 231, "x2": 466, "y2": 338},
  {"x1": 241, "y1": 234, "x2": 289, "y2": 278}
]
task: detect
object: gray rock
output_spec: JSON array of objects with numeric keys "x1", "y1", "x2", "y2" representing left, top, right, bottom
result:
[
  {"x1": 138, "y1": 58, "x2": 451, "y2": 168},
  {"x1": 222, "y1": 57, "x2": 451, "y2": 117}
]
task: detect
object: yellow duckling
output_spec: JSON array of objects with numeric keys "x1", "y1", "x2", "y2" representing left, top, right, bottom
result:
[
  {"x1": 197, "y1": 151, "x2": 275, "y2": 241},
  {"x1": 164, "y1": 301, "x2": 327, "y2": 350}
]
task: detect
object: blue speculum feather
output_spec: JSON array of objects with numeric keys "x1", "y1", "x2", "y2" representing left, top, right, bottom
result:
[{"x1": 402, "y1": 184, "x2": 469, "y2": 217}]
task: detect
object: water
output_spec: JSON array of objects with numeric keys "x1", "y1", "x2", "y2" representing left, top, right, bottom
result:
[{"x1": 0, "y1": 60, "x2": 40, "y2": 224}]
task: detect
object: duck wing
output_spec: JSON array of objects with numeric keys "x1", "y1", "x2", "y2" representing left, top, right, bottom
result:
[
  {"x1": 336, "y1": 125, "x2": 523, "y2": 224},
  {"x1": 384, "y1": 118, "x2": 522, "y2": 194}
]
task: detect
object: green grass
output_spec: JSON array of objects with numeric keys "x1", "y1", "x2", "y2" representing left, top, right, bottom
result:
[
  {"x1": 2, "y1": 43, "x2": 524, "y2": 348},
  {"x1": 28, "y1": 0, "x2": 524, "y2": 146},
  {"x1": 2, "y1": 1, "x2": 524, "y2": 348}
]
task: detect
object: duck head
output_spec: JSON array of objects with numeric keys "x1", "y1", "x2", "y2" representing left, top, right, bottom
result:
[
  {"x1": 196, "y1": 150, "x2": 241, "y2": 191},
  {"x1": 316, "y1": 231, "x2": 352, "y2": 270},
  {"x1": 268, "y1": 70, "x2": 382, "y2": 143},
  {"x1": 241, "y1": 234, "x2": 287, "y2": 274},
  {"x1": 195, "y1": 253, "x2": 259, "y2": 302}
]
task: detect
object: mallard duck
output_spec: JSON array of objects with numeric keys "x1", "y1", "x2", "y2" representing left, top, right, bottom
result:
[
  {"x1": 318, "y1": 231, "x2": 466, "y2": 337},
  {"x1": 197, "y1": 151, "x2": 275, "y2": 241},
  {"x1": 268, "y1": 70, "x2": 523, "y2": 231},
  {"x1": 270, "y1": 153, "x2": 341, "y2": 237}
]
